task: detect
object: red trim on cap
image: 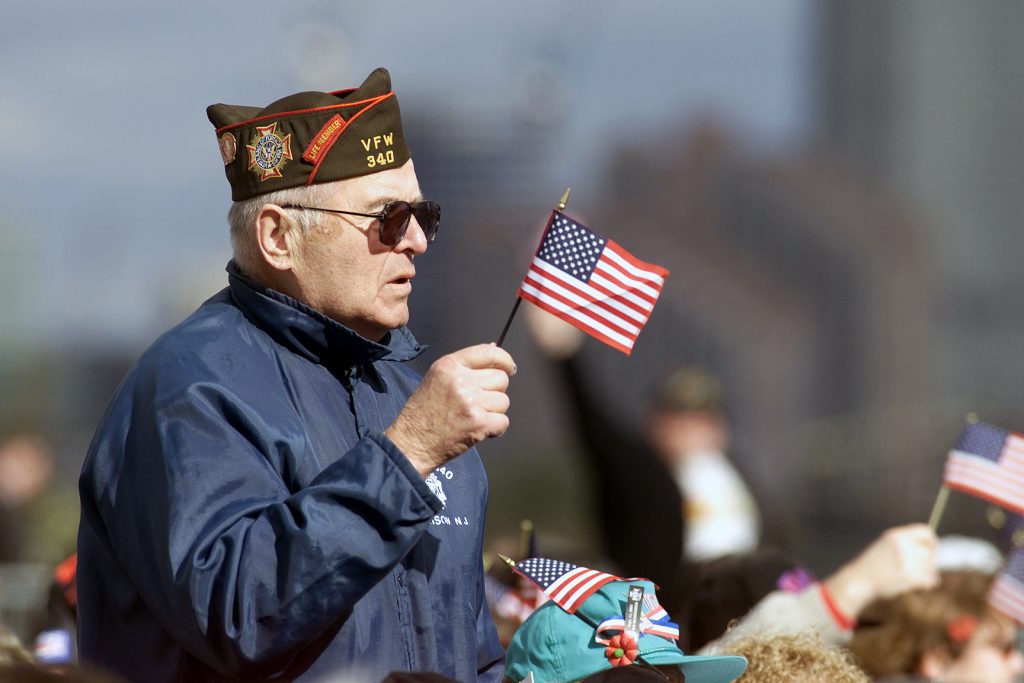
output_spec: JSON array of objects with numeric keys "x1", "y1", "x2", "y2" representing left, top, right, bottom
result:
[
  {"x1": 215, "y1": 93, "x2": 394, "y2": 133},
  {"x1": 305, "y1": 94, "x2": 395, "y2": 186},
  {"x1": 302, "y1": 114, "x2": 347, "y2": 164}
]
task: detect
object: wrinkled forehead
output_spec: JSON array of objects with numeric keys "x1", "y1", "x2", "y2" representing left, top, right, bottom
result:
[{"x1": 328, "y1": 158, "x2": 422, "y2": 208}]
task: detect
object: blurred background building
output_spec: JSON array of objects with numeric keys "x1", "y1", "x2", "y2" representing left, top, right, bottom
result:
[{"x1": 2, "y1": 0, "x2": 1023, "y2": 639}]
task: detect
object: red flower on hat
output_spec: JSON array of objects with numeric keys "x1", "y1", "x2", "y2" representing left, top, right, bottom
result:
[{"x1": 605, "y1": 634, "x2": 639, "y2": 667}]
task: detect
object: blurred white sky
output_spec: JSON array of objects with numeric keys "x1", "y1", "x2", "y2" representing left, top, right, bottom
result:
[{"x1": 2, "y1": 0, "x2": 812, "y2": 350}]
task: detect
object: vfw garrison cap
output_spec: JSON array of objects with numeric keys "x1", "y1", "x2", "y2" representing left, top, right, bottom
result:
[{"x1": 207, "y1": 67, "x2": 411, "y2": 201}]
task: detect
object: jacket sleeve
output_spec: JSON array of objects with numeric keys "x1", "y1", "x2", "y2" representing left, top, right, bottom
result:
[
  {"x1": 102, "y1": 379, "x2": 442, "y2": 677},
  {"x1": 475, "y1": 563, "x2": 506, "y2": 682},
  {"x1": 699, "y1": 584, "x2": 854, "y2": 654}
]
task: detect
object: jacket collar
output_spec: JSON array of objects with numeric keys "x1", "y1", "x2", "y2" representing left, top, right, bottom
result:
[{"x1": 226, "y1": 261, "x2": 425, "y2": 369}]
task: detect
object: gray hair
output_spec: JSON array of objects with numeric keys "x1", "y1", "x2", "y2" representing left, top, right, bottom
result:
[{"x1": 227, "y1": 182, "x2": 337, "y2": 274}]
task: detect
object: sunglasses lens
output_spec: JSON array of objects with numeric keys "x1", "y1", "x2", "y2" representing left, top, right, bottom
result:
[
  {"x1": 380, "y1": 202, "x2": 413, "y2": 246},
  {"x1": 379, "y1": 201, "x2": 441, "y2": 245},
  {"x1": 414, "y1": 201, "x2": 441, "y2": 243}
]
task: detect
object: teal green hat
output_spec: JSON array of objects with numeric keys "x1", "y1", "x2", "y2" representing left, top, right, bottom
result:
[{"x1": 506, "y1": 577, "x2": 746, "y2": 683}]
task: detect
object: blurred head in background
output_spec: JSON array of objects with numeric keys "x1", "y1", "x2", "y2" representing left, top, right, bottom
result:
[{"x1": 850, "y1": 570, "x2": 1023, "y2": 683}]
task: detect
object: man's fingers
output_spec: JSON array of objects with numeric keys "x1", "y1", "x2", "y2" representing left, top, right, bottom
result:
[
  {"x1": 476, "y1": 390, "x2": 511, "y2": 414},
  {"x1": 452, "y1": 344, "x2": 517, "y2": 375},
  {"x1": 472, "y1": 368, "x2": 511, "y2": 392},
  {"x1": 480, "y1": 412, "x2": 511, "y2": 439}
]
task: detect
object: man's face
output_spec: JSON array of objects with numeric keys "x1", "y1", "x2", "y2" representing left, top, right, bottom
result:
[{"x1": 289, "y1": 159, "x2": 429, "y2": 341}]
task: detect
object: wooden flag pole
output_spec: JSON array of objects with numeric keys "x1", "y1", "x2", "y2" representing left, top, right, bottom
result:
[
  {"x1": 496, "y1": 188, "x2": 572, "y2": 347},
  {"x1": 929, "y1": 412, "x2": 980, "y2": 533},
  {"x1": 928, "y1": 486, "x2": 950, "y2": 532}
]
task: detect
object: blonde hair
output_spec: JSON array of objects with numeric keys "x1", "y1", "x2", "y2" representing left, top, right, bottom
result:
[{"x1": 723, "y1": 632, "x2": 870, "y2": 683}]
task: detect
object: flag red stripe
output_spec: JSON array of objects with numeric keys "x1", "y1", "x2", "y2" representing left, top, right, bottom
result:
[
  {"x1": 590, "y1": 267, "x2": 659, "y2": 313},
  {"x1": 530, "y1": 257, "x2": 652, "y2": 321},
  {"x1": 944, "y1": 454, "x2": 1024, "y2": 513},
  {"x1": 550, "y1": 568, "x2": 605, "y2": 602},
  {"x1": 989, "y1": 576, "x2": 1024, "y2": 623},
  {"x1": 525, "y1": 266, "x2": 648, "y2": 330},
  {"x1": 597, "y1": 257, "x2": 663, "y2": 302},
  {"x1": 522, "y1": 276, "x2": 640, "y2": 340},
  {"x1": 605, "y1": 239, "x2": 670, "y2": 280},
  {"x1": 946, "y1": 453, "x2": 1024, "y2": 490},
  {"x1": 524, "y1": 280, "x2": 643, "y2": 344},
  {"x1": 564, "y1": 574, "x2": 617, "y2": 612},
  {"x1": 519, "y1": 292, "x2": 634, "y2": 355},
  {"x1": 595, "y1": 257, "x2": 663, "y2": 303}
]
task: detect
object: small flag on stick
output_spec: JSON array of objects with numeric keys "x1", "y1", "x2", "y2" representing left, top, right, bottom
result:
[
  {"x1": 990, "y1": 546, "x2": 1024, "y2": 625},
  {"x1": 517, "y1": 210, "x2": 669, "y2": 356},
  {"x1": 511, "y1": 557, "x2": 621, "y2": 614},
  {"x1": 943, "y1": 421, "x2": 1024, "y2": 515}
]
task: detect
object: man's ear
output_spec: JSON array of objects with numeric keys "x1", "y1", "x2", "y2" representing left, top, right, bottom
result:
[{"x1": 255, "y1": 204, "x2": 300, "y2": 271}]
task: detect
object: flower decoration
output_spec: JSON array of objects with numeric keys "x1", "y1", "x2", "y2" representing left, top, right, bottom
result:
[
  {"x1": 946, "y1": 613, "x2": 979, "y2": 643},
  {"x1": 604, "y1": 633, "x2": 639, "y2": 667}
]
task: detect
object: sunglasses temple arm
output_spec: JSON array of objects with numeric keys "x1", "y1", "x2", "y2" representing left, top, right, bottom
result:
[{"x1": 495, "y1": 298, "x2": 523, "y2": 348}]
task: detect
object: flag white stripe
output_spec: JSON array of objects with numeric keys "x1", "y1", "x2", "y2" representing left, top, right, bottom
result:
[
  {"x1": 945, "y1": 455, "x2": 1024, "y2": 511},
  {"x1": 589, "y1": 268, "x2": 659, "y2": 312},
  {"x1": 521, "y1": 282, "x2": 638, "y2": 349},
  {"x1": 550, "y1": 569, "x2": 604, "y2": 604},
  {"x1": 599, "y1": 253, "x2": 664, "y2": 298},
  {"x1": 533, "y1": 259, "x2": 653, "y2": 321},
  {"x1": 563, "y1": 572, "x2": 613, "y2": 609},
  {"x1": 547, "y1": 567, "x2": 596, "y2": 597},
  {"x1": 945, "y1": 465, "x2": 1024, "y2": 501},
  {"x1": 524, "y1": 268, "x2": 645, "y2": 330},
  {"x1": 521, "y1": 280, "x2": 638, "y2": 347},
  {"x1": 596, "y1": 256, "x2": 663, "y2": 300},
  {"x1": 990, "y1": 576, "x2": 1024, "y2": 622},
  {"x1": 991, "y1": 580, "x2": 1024, "y2": 612},
  {"x1": 603, "y1": 243, "x2": 666, "y2": 286},
  {"x1": 947, "y1": 452, "x2": 1024, "y2": 487}
]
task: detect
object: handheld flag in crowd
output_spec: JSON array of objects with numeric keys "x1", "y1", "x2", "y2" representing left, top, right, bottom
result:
[
  {"x1": 510, "y1": 557, "x2": 622, "y2": 614},
  {"x1": 943, "y1": 421, "x2": 1024, "y2": 515},
  {"x1": 989, "y1": 546, "x2": 1024, "y2": 626},
  {"x1": 516, "y1": 210, "x2": 669, "y2": 356}
]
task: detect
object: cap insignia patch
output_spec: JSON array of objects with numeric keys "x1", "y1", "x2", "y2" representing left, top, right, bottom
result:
[
  {"x1": 218, "y1": 132, "x2": 237, "y2": 165},
  {"x1": 247, "y1": 122, "x2": 293, "y2": 181}
]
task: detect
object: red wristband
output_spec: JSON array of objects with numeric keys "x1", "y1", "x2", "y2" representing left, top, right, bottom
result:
[{"x1": 818, "y1": 582, "x2": 856, "y2": 631}]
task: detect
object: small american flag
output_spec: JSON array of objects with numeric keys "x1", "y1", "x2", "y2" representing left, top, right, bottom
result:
[
  {"x1": 518, "y1": 211, "x2": 668, "y2": 356},
  {"x1": 990, "y1": 547, "x2": 1024, "y2": 625},
  {"x1": 944, "y1": 422, "x2": 1024, "y2": 514},
  {"x1": 512, "y1": 557, "x2": 620, "y2": 613}
]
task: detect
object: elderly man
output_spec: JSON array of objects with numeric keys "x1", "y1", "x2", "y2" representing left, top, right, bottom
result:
[{"x1": 77, "y1": 68, "x2": 513, "y2": 683}]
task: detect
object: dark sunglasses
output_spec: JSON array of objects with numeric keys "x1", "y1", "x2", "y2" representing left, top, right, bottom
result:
[{"x1": 279, "y1": 200, "x2": 440, "y2": 246}]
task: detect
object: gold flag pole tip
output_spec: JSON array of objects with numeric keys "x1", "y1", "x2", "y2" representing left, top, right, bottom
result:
[
  {"x1": 497, "y1": 554, "x2": 517, "y2": 570},
  {"x1": 557, "y1": 187, "x2": 571, "y2": 211}
]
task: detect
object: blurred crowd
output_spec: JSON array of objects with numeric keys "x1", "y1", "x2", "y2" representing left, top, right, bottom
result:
[{"x1": 2, "y1": 309, "x2": 1024, "y2": 682}]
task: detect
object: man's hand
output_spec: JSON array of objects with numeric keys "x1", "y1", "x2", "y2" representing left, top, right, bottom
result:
[
  {"x1": 386, "y1": 344, "x2": 517, "y2": 476},
  {"x1": 824, "y1": 523, "x2": 939, "y2": 619}
]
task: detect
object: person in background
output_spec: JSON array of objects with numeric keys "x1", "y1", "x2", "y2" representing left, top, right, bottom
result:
[
  {"x1": 645, "y1": 366, "x2": 760, "y2": 564},
  {"x1": 850, "y1": 569, "x2": 1023, "y2": 683},
  {"x1": 703, "y1": 524, "x2": 940, "y2": 652},
  {"x1": 523, "y1": 302, "x2": 684, "y2": 596}
]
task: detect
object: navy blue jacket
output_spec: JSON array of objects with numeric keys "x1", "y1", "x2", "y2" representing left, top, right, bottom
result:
[{"x1": 77, "y1": 263, "x2": 505, "y2": 682}]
